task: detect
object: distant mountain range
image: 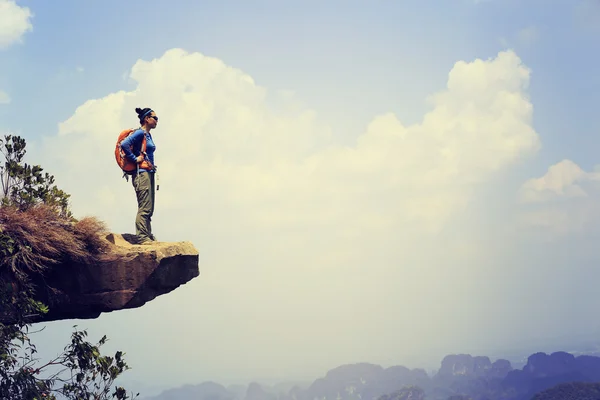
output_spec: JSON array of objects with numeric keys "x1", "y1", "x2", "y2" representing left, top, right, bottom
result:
[{"x1": 140, "y1": 350, "x2": 600, "y2": 400}]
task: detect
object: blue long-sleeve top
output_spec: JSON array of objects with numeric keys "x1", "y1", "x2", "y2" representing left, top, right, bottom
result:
[{"x1": 120, "y1": 128, "x2": 156, "y2": 173}]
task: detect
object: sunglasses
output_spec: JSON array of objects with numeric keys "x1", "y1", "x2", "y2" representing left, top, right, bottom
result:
[{"x1": 149, "y1": 115, "x2": 158, "y2": 121}]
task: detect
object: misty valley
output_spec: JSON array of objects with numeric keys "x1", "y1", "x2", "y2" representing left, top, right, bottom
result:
[{"x1": 141, "y1": 351, "x2": 600, "y2": 400}]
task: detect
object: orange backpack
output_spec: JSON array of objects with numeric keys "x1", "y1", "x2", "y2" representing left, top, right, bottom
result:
[{"x1": 115, "y1": 128, "x2": 154, "y2": 174}]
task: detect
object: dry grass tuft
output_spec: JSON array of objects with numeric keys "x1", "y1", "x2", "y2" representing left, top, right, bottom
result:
[
  {"x1": 72, "y1": 216, "x2": 112, "y2": 257},
  {"x1": 0, "y1": 203, "x2": 118, "y2": 283}
]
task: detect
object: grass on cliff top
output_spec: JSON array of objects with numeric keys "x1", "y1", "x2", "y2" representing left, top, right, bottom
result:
[{"x1": 0, "y1": 203, "x2": 117, "y2": 282}]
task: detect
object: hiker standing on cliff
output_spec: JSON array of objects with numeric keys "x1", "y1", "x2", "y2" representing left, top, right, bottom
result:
[{"x1": 120, "y1": 107, "x2": 158, "y2": 245}]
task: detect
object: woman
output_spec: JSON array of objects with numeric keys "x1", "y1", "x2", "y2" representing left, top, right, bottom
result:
[{"x1": 120, "y1": 107, "x2": 158, "y2": 245}]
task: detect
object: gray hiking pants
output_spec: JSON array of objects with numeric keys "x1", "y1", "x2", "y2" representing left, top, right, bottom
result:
[{"x1": 132, "y1": 171, "x2": 155, "y2": 242}]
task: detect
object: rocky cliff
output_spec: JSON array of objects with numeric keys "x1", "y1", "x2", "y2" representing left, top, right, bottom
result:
[{"x1": 1, "y1": 232, "x2": 200, "y2": 324}]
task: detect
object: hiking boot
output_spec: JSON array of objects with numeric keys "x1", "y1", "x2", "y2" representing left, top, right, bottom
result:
[{"x1": 137, "y1": 236, "x2": 154, "y2": 245}]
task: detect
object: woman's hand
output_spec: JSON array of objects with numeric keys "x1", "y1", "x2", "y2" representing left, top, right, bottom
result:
[{"x1": 136, "y1": 155, "x2": 144, "y2": 163}]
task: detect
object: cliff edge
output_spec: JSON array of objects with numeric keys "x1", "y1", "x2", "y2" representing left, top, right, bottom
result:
[{"x1": 1, "y1": 231, "x2": 200, "y2": 324}]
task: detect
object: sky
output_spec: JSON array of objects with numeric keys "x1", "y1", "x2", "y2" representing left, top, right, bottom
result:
[{"x1": 3, "y1": 0, "x2": 600, "y2": 396}]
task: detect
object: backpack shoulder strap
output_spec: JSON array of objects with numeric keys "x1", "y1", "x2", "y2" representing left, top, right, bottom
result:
[{"x1": 141, "y1": 132, "x2": 147, "y2": 153}]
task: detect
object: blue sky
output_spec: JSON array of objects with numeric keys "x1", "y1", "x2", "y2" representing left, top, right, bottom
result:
[
  {"x1": 4, "y1": 0, "x2": 597, "y2": 169},
  {"x1": 3, "y1": 0, "x2": 600, "y2": 397}
]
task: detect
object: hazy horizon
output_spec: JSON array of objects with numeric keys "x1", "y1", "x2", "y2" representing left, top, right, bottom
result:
[{"x1": 3, "y1": 0, "x2": 600, "y2": 396}]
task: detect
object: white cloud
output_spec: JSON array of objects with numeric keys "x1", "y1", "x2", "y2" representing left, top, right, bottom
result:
[
  {"x1": 32, "y1": 48, "x2": 543, "y2": 381},
  {"x1": 0, "y1": 0, "x2": 33, "y2": 50},
  {"x1": 517, "y1": 159, "x2": 600, "y2": 235},
  {"x1": 51, "y1": 49, "x2": 539, "y2": 233},
  {"x1": 0, "y1": 90, "x2": 10, "y2": 104},
  {"x1": 519, "y1": 159, "x2": 590, "y2": 203}
]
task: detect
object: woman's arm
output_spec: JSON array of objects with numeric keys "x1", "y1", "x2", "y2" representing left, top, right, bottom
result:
[{"x1": 120, "y1": 129, "x2": 144, "y2": 163}]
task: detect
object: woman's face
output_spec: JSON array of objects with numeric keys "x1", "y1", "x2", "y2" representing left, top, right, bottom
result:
[{"x1": 146, "y1": 112, "x2": 158, "y2": 129}]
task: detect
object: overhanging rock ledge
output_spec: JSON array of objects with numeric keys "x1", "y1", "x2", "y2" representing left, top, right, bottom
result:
[{"x1": 25, "y1": 233, "x2": 200, "y2": 323}]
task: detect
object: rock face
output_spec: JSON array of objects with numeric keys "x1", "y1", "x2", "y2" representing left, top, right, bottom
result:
[
  {"x1": 502, "y1": 351, "x2": 600, "y2": 400},
  {"x1": 25, "y1": 233, "x2": 200, "y2": 323},
  {"x1": 295, "y1": 362, "x2": 431, "y2": 400},
  {"x1": 437, "y1": 354, "x2": 512, "y2": 379},
  {"x1": 429, "y1": 354, "x2": 513, "y2": 400},
  {"x1": 245, "y1": 382, "x2": 277, "y2": 400}
]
